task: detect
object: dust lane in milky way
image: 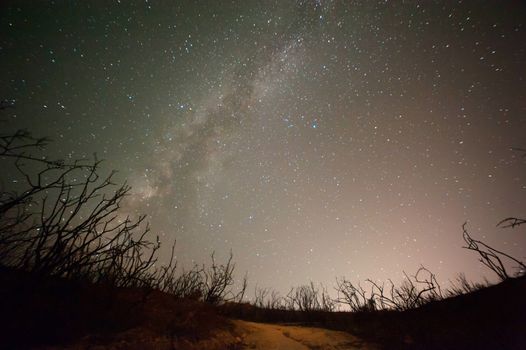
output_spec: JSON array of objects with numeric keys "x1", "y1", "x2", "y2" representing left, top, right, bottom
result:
[{"x1": 1, "y1": 0, "x2": 525, "y2": 294}]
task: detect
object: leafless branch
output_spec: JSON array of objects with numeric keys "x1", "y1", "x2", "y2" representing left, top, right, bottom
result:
[{"x1": 462, "y1": 222, "x2": 526, "y2": 281}]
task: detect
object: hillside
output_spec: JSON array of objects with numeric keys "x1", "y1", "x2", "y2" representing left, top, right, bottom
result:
[
  {"x1": 0, "y1": 266, "x2": 377, "y2": 349},
  {"x1": 1, "y1": 266, "x2": 524, "y2": 349},
  {"x1": 221, "y1": 275, "x2": 526, "y2": 349}
]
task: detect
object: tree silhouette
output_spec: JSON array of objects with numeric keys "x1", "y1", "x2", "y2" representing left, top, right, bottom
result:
[
  {"x1": 0, "y1": 124, "x2": 162, "y2": 286},
  {"x1": 0, "y1": 111, "x2": 246, "y2": 304}
]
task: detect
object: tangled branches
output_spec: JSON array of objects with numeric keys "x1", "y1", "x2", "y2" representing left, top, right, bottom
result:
[
  {"x1": 335, "y1": 266, "x2": 442, "y2": 312},
  {"x1": 0, "y1": 126, "x2": 160, "y2": 286},
  {"x1": 462, "y1": 223, "x2": 526, "y2": 281},
  {"x1": 0, "y1": 124, "x2": 246, "y2": 304},
  {"x1": 285, "y1": 282, "x2": 335, "y2": 312}
]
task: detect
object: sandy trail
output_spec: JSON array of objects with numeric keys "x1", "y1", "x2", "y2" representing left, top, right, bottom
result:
[{"x1": 233, "y1": 320, "x2": 378, "y2": 350}]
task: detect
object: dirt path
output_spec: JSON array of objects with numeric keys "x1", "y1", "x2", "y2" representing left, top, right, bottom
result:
[
  {"x1": 233, "y1": 320, "x2": 378, "y2": 350},
  {"x1": 39, "y1": 320, "x2": 378, "y2": 350}
]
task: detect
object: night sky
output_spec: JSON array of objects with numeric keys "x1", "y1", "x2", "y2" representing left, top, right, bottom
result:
[{"x1": 1, "y1": 1, "x2": 525, "y2": 295}]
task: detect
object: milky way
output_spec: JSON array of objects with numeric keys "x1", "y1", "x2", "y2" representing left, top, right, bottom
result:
[{"x1": 1, "y1": 0, "x2": 525, "y2": 295}]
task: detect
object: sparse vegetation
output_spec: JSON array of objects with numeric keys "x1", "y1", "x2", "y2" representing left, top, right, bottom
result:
[
  {"x1": 0, "y1": 122, "x2": 245, "y2": 303},
  {"x1": 285, "y1": 282, "x2": 335, "y2": 312},
  {"x1": 0, "y1": 117, "x2": 248, "y2": 348},
  {"x1": 0, "y1": 126, "x2": 158, "y2": 286},
  {"x1": 446, "y1": 272, "x2": 489, "y2": 297},
  {"x1": 462, "y1": 222, "x2": 526, "y2": 281},
  {"x1": 1, "y1": 115, "x2": 525, "y2": 349}
]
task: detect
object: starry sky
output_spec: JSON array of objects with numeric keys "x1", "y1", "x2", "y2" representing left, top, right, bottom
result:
[{"x1": 1, "y1": 0, "x2": 525, "y2": 295}]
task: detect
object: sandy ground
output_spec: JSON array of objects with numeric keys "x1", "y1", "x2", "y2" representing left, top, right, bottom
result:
[
  {"x1": 233, "y1": 320, "x2": 378, "y2": 350},
  {"x1": 40, "y1": 320, "x2": 378, "y2": 349}
]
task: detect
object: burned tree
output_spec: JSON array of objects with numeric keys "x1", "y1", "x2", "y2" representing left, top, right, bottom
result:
[
  {"x1": 462, "y1": 223, "x2": 526, "y2": 281},
  {"x1": 0, "y1": 124, "x2": 161, "y2": 287}
]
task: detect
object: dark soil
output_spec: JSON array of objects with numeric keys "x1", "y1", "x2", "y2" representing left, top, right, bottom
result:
[
  {"x1": 2, "y1": 265, "x2": 525, "y2": 349},
  {"x1": 0, "y1": 266, "x2": 236, "y2": 349},
  {"x1": 220, "y1": 275, "x2": 526, "y2": 349}
]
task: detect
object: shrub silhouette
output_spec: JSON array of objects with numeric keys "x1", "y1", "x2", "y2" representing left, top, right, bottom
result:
[
  {"x1": 0, "y1": 118, "x2": 244, "y2": 304},
  {"x1": 335, "y1": 266, "x2": 442, "y2": 312},
  {"x1": 0, "y1": 127, "x2": 159, "y2": 286},
  {"x1": 462, "y1": 222, "x2": 526, "y2": 280},
  {"x1": 285, "y1": 282, "x2": 335, "y2": 312}
]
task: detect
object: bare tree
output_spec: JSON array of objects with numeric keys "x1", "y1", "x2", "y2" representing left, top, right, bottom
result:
[
  {"x1": 320, "y1": 283, "x2": 336, "y2": 312},
  {"x1": 447, "y1": 273, "x2": 489, "y2": 297},
  {"x1": 462, "y1": 222, "x2": 526, "y2": 280},
  {"x1": 202, "y1": 251, "x2": 247, "y2": 304},
  {"x1": 254, "y1": 286, "x2": 271, "y2": 308},
  {"x1": 388, "y1": 267, "x2": 442, "y2": 310},
  {"x1": 497, "y1": 217, "x2": 526, "y2": 229},
  {"x1": 1, "y1": 113, "x2": 248, "y2": 304},
  {"x1": 335, "y1": 278, "x2": 375, "y2": 312},
  {"x1": 285, "y1": 282, "x2": 335, "y2": 312},
  {"x1": 0, "y1": 114, "x2": 168, "y2": 289},
  {"x1": 254, "y1": 286, "x2": 285, "y2": 309},
  {"x1": 335, "y1": 266, "x2": 442, "y2": 312}
]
